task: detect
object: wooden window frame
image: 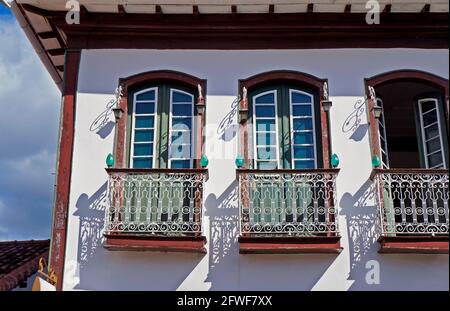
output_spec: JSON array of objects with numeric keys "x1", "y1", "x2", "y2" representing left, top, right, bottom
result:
[
  {"x1": 238, "y1": 70, "x2": 331, "y2": 169},
  {"x1": 168, "y1": 88, "x2": 195, "y2": 169},
  {"x1": 114, "y1": 70, "x2": 207, "y2": 169},
  {"x1": 417, "y1": 97, "x2": 447, "y2": 169},
  {"x1": 252, "y1": 89, "x2": 281, "y2": 170},
  {"x1": 130, "y1": 87, "x2": 159, "y2": 169},
  {"x1": 289, "y1": 89, "x2": 318, "y2": 169},
  {"x1": 364, "y1": 70, "x2": 449, "y2": 166}
]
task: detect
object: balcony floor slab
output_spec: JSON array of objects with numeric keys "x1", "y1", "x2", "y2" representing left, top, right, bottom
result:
[
  {"x1": 104, "y1": 234, "x2": 207, "y2": 254},
  {"x1": 378, "y1": 236, "x2": 449, "y2": 254},
  {"x1": 238, "y1": 236, "x2": 342, "y2": 254}
]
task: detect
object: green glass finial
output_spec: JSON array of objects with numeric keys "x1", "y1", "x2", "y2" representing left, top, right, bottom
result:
[
  {"x1": 331, "y1": 153, "x2": 340, "y2": 168},
  {"x1": 106, "y1": 153, "x2": 114, "y2": 168},
  {"x1": 200, "y1": 155, "x2": 209, "y2": 168},
  {"x1": 372, "y1": 155, "x2": 381, "y2": 168},
  {"x1": 235, "y1": 155, "x2": 245, "y2": 168}
]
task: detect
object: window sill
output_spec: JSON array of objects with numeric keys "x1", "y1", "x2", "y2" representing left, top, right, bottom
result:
[
  {"x1": 238, "y1": 236, "x2": 342, "y2": 254},
  {"x1": 104, "y1": 234, "x2": 207, "y2": 254},
  {"x1": 378, "y1": 236, "x2": 449, "y2": 254}
]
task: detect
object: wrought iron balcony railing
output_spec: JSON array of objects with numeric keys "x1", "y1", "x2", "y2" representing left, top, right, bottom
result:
[
  {"x1": 105, "y1": 168, "x2": 207, "y2": 237},
  {"x1": 372, "y1": 169, "x2": 449, "y2": 236},
  {"x1": 237, "y1": 169, "x2": 340, "y2": 237}
]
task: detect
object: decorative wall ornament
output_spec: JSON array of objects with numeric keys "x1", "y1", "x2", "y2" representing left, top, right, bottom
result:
[
  {"x1": 342, "y1": 98, "x2": 367, "y2": 134},
  {"x1": 90, "y1": 85, "x2": 123, "y2": 133},
  {"x1": 323, "y1": 81, "x2": 329, "y2": 100},
  {"x1": 198, "y1": 84, "x2": 204, "y2": 103},
  {"x1": 242, "y1": 87, "x2": 248, "y2": 104},
  {"x1": 115, "y1": 85, "x2": 123, "y2": 104},
  {"x1": 368, "y1": 85, "x2": 376, "y2": 101},
  {"x1": 37, "y1": 258, "x2": 58, "y2": 286}
]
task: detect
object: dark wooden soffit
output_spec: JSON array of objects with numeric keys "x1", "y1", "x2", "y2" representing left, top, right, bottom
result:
[{"x1": 20, "y1": 4, "x2": 449, "y2": 50}]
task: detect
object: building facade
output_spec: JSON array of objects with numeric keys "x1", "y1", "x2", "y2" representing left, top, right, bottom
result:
[{"x1": 11, "y1": 0, "x2": 449, "y2": 291}]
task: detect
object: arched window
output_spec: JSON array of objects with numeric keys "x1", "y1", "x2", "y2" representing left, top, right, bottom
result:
[
  {"x1": 128, "y1": 84, "x2": 196, "y2": 169},
  {"x1": 238, "y1": 71, "x2": 331, "y2": 170},
  {"x1": 366, "y1": 70, "x2": 449, "y2": 169},
  {"x1": 113, "y1": 70, "x2": 206, "y2": 169}
]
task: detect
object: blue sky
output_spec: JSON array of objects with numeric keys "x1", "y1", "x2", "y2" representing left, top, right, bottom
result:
[{"x1": 0, "y1": 7, "x2": 60, "y2": 240}]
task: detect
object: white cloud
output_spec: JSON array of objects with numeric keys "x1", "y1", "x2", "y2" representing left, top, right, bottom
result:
[{"x1": 0, "y1": 18, "x2": 60, "y2": 240}]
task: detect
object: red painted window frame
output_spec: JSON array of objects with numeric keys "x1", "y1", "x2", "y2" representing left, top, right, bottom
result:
[
  {"x1": 114, "y1": 70, "x2": 207, "y2": 169},
  {"x1": 365, "y1": 69, "x2": 449, "y2": 164},
  {"x1": 238, "y1": 70, "x2": 332, "y2": 169}
]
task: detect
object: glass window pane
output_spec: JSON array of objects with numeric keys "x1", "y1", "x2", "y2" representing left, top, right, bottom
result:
[
  {"x1": 293, "y1": 119, "x2": 313, "y2": 131},
  {"x1": 170, "y1": 144, "x2": 191, "y2": 159},
  {"x1": 294, "y1": 160, "x2": 315, "y2": 169},
  {"x1": 136, "y1": 102, "x2": 155, "y2": 114},
  {"x1": 426, "y1": 137, "x2": 442, "y2": 154},
  {"x1": 293, "y1": 132, "x2": 314, "y2": 145},
  {"x1": 172, "y1": 91, "x2": 193, "y2": 103},
  {"x1": 255, "y1": 93, "x2": 275, "y2": 104},
  {"x1": 293, "y1": 105, "x2": 312, "y2": 117},
  {"x1": 171, "y1": 160, "x2": 191, "y2": 169},
  {"x1": 134, "y1": 130, "x2": 154, "y2": 142},
  {"x1": 171, "y1": 131, "x2": 191, "y2": 145},
  {"x1": 257, "y1": 147, "x2": 277, "y2": 160},
  {"x1": 133, "y1": 157, "x2": 152, "y2": 169},
  {"x1": 173, "y1": 104, "x2": 192, "y2": 116},
  {"x1": 291, "y1": 92, "x2": 312, "y2": 104},
  {"x1": 425, "y1": 124, "x2": 439, "y2": 140},
  {"x1": 172, "y1": 118, "x2": 192, "y2": 130},
  {"x1": 422, "y1": 111, "x2": 438, "y2": 127},
  {"x1": 133, "y1": 143, "x2": 153, "y2": 156},
  {"x1": 136, "y1": 90, "x2": 155, "y2": 101},
  {"x1": 421, "y1": 100, "x2": 437, "y2": 113},
  {"x1": 256, "y1": 132, "x2": 277, "y2": 146},
  {"x1": 257, "y1": 161, "x2": 278, "y2": 170},
  {"x1": 135, "y1": 116, "x2": 154, "y2": 128},
  {"x1": 293, "y1": 146, "x2": 314, "y2": 159},
  {"x1": 256, "y1": 119, "x2": 276, "y2": 132},
  {"x1": 255, "y1": 106, "x2": 275, "y2": 118},
  {"x1": 428, "y1": 153, "x2": 443, "y2": 167}
]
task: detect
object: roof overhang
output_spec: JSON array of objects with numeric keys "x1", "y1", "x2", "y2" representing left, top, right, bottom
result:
[{"x1": 9, "y1": 0, "x2": 450, "y2": 91}]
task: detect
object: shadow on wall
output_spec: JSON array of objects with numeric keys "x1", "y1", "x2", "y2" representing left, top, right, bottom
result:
[
  {"x1": 89, "y1": 98, "x2": 116, "y2": 139},
  {"x1": 340, "y1": 180, "x2": 449, "y2": 291},
  {"x1": 217, "y1": 96, "x2": 239, "y2": 142},
  {"x1": 340, "y1": 179, "x2": 380, "y2": 290},
  {"x1": 204, "y1": 180, "x2": 240, "y2": 290},
  {"x1": 342, "y1": 98, "x2": 368, "y2": 142},
  {"x1": 204, "y1": 180, "x2": 339, "y2": 291},
  {"x1": 72, "y1": 182, "x2": 204, "y2": 291}
]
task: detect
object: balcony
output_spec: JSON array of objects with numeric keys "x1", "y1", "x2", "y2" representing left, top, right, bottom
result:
[
  {"x1": 104, "y1": 168, "x2": 208, "y2": 253},
  {"x1": 237, "y1": 169, "x2": 341, "y2": 254},
  {"x1": 372, "y1": 169, "x2": 449, "y2": 254}
]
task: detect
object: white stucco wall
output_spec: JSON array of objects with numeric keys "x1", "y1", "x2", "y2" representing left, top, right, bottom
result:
[{"x1": 63, "y1": 49, "x2": 449, "y2": 291}]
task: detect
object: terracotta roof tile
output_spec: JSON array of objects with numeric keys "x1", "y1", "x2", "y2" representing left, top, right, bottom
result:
[{"x1": 0, "y1": 239, "x2": 50, "y2": 291}]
